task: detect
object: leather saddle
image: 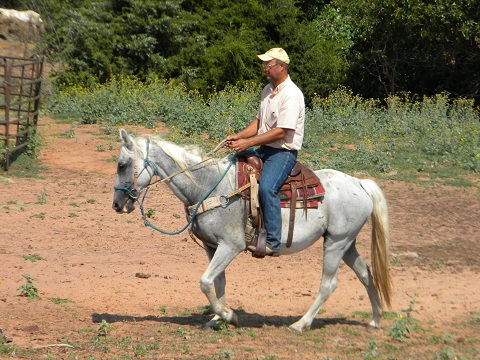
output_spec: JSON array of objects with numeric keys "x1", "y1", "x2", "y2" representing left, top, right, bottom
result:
[{"x1": 240, "y1": 154, "x2": 324, "y2": 257}]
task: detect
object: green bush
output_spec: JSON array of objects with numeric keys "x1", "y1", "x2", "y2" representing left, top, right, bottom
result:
[
  {"x1": 45, "y1": 79, "x2": 480, "y2": 181},
  {"x1": 304, "y1": 88, "x2": 479, "y2": 177}
]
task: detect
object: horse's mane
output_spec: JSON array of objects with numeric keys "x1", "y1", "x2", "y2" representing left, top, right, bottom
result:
[{"x1": 137, "y1": 134, "x2": 231, "y2": 173}]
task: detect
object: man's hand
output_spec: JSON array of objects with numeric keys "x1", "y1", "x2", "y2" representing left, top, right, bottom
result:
[
  {"x1": 223, "y1": 118, "x2": 259, "y2": 152},
  {"x1": 224, "y1": 133, "x2": 239, "y2": 148},
  {"x1": 225, "y1": 138, "x2": 251, "y2": 153},
  {"x1": 224, "y1": 134, "x2": 249, "y2": 153},
  {"x1": 224, "y1": 126, "x2": 288, "y2": 153}
]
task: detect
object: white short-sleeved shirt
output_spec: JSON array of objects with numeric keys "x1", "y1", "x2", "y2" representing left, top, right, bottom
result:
[{"x1": 256, "y1": 75, "x2": 305, "y2": 150}]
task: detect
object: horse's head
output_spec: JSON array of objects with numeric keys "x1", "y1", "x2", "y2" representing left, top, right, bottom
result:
[{"x1": 112, "y1": 129, "x2": 152, "y2": 213}]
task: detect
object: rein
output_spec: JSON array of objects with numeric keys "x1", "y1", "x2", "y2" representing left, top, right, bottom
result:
[
  {"x1": 146, "y1": 138, "x2": 226, "y2": 187},
  {"x1": 116, "y1": 137, "x2": 240, "y2": 236},
  {"x1": 139, "y1": 155, "x2": 236, "y2": 235}
]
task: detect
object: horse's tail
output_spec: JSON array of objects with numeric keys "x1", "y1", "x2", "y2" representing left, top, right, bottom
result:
[{"x1": 360, "y1": 179, "x2": 392, "y2": 308}]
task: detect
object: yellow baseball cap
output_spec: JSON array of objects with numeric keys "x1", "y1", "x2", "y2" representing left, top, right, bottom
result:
[{"x1": 257, "y1": 48, "x2": 290, "y2": 64}]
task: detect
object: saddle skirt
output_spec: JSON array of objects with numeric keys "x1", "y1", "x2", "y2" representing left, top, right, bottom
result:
[{"x1": 237, "y1": 155, "x2": 325, "y2": 209}]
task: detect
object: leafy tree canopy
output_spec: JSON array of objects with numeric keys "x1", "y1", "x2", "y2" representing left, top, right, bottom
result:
[
  {"x1": 333, "y1": 0, "x2": 480, "y2": 101},
  {"x1": 9, "y1": 0, "x2": 480, "y2": 103}
]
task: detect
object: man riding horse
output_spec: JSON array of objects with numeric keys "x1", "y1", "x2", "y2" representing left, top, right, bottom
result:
[{"x1": 224, "y1": 48, "x2": 305, "y2": 257}]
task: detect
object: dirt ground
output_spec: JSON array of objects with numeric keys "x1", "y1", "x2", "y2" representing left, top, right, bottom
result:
[{"x1": 1, "y1": 117, "x2": 479, "y2": 359}]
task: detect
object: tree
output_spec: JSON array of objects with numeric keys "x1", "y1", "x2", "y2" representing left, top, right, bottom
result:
[
  {"x1": 21, "y1": 0, "x2": 353, "y2": 101},
  {"x1": 259, "y1": 0, "x2": 353, "y2": 99},
  {"x1": 35, "y1": 0, "x2": 199, "y2": 85},
  {"x1": 176, "y1": 0, "x2": 267, "y2": 91},
  {"x1": 334, "y1": 0, "x2": 480, "y2": 102}
]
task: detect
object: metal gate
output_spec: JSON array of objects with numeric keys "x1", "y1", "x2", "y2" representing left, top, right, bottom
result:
[{"x1": 0, "y1": 55, "x2": 44, "y2": 171}]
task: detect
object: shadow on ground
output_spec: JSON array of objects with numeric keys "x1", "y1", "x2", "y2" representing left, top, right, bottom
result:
[{"x1": 92, "y1": 312, "x2": 367, "y2": 331}]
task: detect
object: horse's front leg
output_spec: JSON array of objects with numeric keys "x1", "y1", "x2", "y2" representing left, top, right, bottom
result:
[
  {"x1": 200, "y1": 243, "x2": 242, "y2": 328},
  {"x1": 202, "y1": 245, "x2": 228, "y2": 330}
]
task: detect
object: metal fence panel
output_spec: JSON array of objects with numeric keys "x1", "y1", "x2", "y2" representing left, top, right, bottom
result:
[{"x1": 0, "y1": 55, "x2": 44, "y2": 171}]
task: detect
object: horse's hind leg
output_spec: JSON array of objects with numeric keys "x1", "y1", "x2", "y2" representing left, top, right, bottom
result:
[
  {"x1": 289, "y1": 240, "x2": 346, "y2": 333},
  {"x1": 342, "y1": 241, "x2": 383, "y2": 328}
]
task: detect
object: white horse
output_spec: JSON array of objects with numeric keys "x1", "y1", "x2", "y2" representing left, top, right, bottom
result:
[{"x1": 112, "y1": 129, "x2": 392, "y2": 333}]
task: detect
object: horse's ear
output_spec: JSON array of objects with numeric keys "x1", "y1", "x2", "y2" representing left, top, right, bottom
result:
[{"x1": 119, "y1": 128, "x2": 134, "y2": 150}]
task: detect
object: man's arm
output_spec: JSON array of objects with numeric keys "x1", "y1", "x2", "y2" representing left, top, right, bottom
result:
[{"x1": 226, "y1": 124, "x2": 288, "y2": 152}]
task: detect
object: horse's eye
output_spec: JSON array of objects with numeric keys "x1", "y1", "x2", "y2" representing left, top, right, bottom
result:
[{"x1": 118, "y1": 162, "x2": 127, "y2": 171}]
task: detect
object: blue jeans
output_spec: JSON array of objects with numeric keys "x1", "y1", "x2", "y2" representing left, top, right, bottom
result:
[{"x1": 255, "y1": 146, "x2": 297, "y2": 250}]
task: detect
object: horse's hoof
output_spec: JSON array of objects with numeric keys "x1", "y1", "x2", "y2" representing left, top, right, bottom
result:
[
  {"x1": 203, "y1": 324, "x2": 217, "y2": 331},
  {"x1": 368, "y1": 320, "x2": 380, "y2": 329},
  {"x1": 229, "y1": 311, "x2": 239, "y2": 327},
  {"x1": 288, "y1": 324, "x2": 303, "y2": 334},
  {"x1": 204, "y1": 315, "x2": 221, "y2": 331}
]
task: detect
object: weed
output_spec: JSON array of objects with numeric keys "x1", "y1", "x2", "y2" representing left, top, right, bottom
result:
[
  {"x1": 77, "y1": 327, "x2": 95, "y2": 333},
  {"x1": 4, "y1": 153, "x2": 48, "y2": 178},
  {"x1": 0, "y1": 343, "x2": 17, "y2": 355},
  {"x1": 159, "y1": 305, "x2": 168, "y2": 315},
  {"x1": 218, "y1": 348, "x2": 235, "y2": 358},
  {"x1": 97, "y1": 320, "x2": 111, "y2": 337},
  {"x1": 434, "y1": 347, "x2": 458, "y2": 360},
  {"x1": 96, "y1": 144, "x2": 105, "y2": 152},
  {"x1": 351, "y1": 310, "x2": 372, "y2": 320},
  {"x1": 30, "y1": 212, "x2": 45, "y2": 219},
  {"x1": 69, "y1": 212, "x2": 78, "y2": 217},
  {"x1": 342, "y1": 325, "x2": 361, "y2": 336},
  {"x1": 49, "y1": 297, "x2": 73, "y2": 304},
  {"x1": 466, "y1": 311, "x2": 480, "y2": 325},
  {"x1": 182, "y1": 342, "x2": 191, "y2": 354},
  {"x1": 391, "y1": 257, "x2": 402, "y2": 266},
  {"x1": 147, "y1": 342, "x2": 160, "y2": 351},
  {"x1": 0, "y1": 176, "x2": 13, "y2": 184},
  {"x1": 179, "y1": 307, "x2": 193, "y2": 316},
  {"x1": 57, "y1": 125, "x2": 76, "y2": 139},
  {"x1": 383, "y1": 311, "x2": 398, "y2": 320},
  {"x1": 146, "y1": 208, "x2": 156, "y2": 219},
  {"x1": 133, "y1": 344, "x2": 147, "y2": 356},
  {"x1": 107, "y1": 155, "x2": 118, "y2": 163},
  {"x1": 216, "y1": 319, "x2": 234, "y2": 335},
  {"x1": 198, "y1": 304, "x2": 213, "y2": 315},
  {"x1": 115, "y1": 335, "x2": 132, "y2": 350},
  {"x1": 362, "y1": 338, "x2": 379, "y2": 359},
  {"x1": 22, "y1": 254, "x2": 46, "y2": 262},
  {"x1": 388, "y1": 294, "x2": 418, "y2": 342},
  {"x1": 306, "y1": 336, "x2": 325, "y2": 344},
  {"x1": 37, "y1": 189, "x2": 47, "y2": 204},
  {"x1": 167, "y1": 327, "x2": 188, "y2": 336},
  {"x1": 17, "y1": 274, "x2": 40, "y2": 299}
]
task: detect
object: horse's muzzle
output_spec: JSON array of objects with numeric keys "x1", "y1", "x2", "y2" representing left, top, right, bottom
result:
[
  {"x1": 112, "y1": 197, "x2": 136, "y2": 213},
  {"x1": 112, "y1": 188, "x2": 137, "y2": 213}
]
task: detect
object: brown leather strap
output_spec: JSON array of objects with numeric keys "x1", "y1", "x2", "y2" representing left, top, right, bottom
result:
[
  {"x1": 249, "y1": 173, "x2": 259, "y2": 219},
  {"x1": 302, "y1": 170, "x2": 308, "y2": 214},
  {"x1": 253, "y1": 228, "x2": 267, "y2": 258},
  {"x1": 253, "y1": 210, "x2": 267, "y2": 258},
  {"x1": 287, "y1": 182, "x2": 297, "y2": 248}
]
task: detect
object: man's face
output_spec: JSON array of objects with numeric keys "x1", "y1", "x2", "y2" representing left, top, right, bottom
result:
[{"x1": 262, "y1": 60, "x2": 283, "y2": 82}]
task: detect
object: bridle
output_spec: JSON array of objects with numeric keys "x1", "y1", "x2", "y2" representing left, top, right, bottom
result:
[{"x1": 113, "y1": 138, "x2": 142, "y2": 200}]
